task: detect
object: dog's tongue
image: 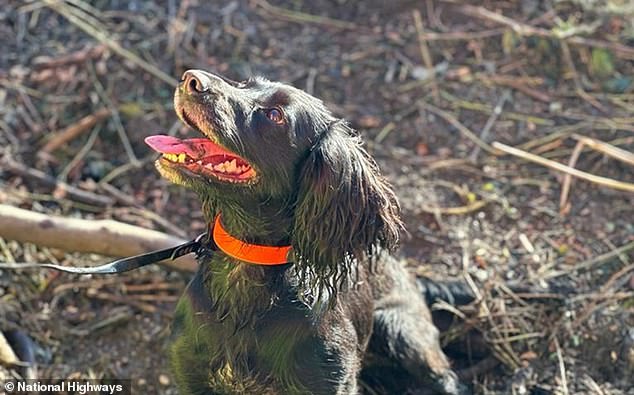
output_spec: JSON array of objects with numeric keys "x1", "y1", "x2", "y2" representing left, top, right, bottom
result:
[{"x1": 145, "y1": 134, "x2": 228, "y2": 158}]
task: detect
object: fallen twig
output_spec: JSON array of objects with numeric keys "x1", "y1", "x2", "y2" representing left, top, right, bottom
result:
[
  {"x1": 545, "y1": 241, "x2": 634, "y2": 279},
  {"x1": 460, "y1": 5, "x2": 634, "y2": 60},
  {"x1": 32, "y1": 43, "x2": 107, "y2": 69},
  {"x1": 571, "y1": 134, "x2": 634, "y2": 166},
  {"x1": 492, "y1": 142, "x2": 634, "y2": 193},
  {"x1": 3, "y1": 159, "x2": 114, "y2": 207},
  {"x1": 98, "y1": 182, "x2": 138, "y2": 207},
  {"x1": 519, "y1": 123, "x2": 588, "y2": 150},
  {"x1": 560, "y1": 41, "x2": 606, "y2": 113},
  {"x1": 559, "y1": 139, "x2": 584, "y2": 214},
  {"x1": 487, "y1": 75, "x2": 552, "y2": 103},
  {"x1": 421, "y1": 200, "x2": 488, "y2": 215},
  {"x1": 554, "y1": 337, "x2": 570, "y2": 395},
  {"x1": 123, "y1": 282, "x2": 183, "y2": 292},
  {"x1": 0, "y1": 204, "x2": 197, "y2": 272},
  {"x1": 66, "y1": 306, "x2": 134, "y2": 336},
  {"x1": 88, "y1": 293, "x2": 158, "y2": 314},
  {"x1": 420, "y1": 102, "x2": 498, "y2": 156},
  {"x1": 419, "y1": 29, "x2": 504, "y2": 41},
  {"x1": 41, "y1": 107, "x2": 111, "y2": 153},
  {"x1": 87, "y1": 63, "x2": 140, "y2": 166},
  {"x1": 440, "y1": 90, "x2": 554, "y2": 126},
  {"x1": 43, "y1": 0, "x2": 177, "y2": 86},
  {"x1": 58, "y1": 125, "x2": 102, "y2": 182},
  {"x1": 255, "y1": 0, "x2": 357, "y2": 30},
  {"x1": 560, "y1": 134, "x2": 634, "y2": 213},
  {"x1": 470, "y1": 90, "x2": 511, "y2": 161},
  {"x1": 412, "y1": 9, "x2": 438, "y2": 101}
]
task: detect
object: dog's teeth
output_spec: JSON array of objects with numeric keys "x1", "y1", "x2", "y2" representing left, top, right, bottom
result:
[
  {"x1": 177, "y1": 153, "x2": 186, "y2": 163},
  {"x1": 226, "y1": 159, "x2": 237, "y2": 173},
  {"x1": 214, "y1": 163, "x2": 226, "y2": 173}
]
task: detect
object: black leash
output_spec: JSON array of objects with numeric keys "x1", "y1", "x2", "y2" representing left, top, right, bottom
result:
[{"x1": 0, "y1": 233, "x2": 208, "y2": 274}]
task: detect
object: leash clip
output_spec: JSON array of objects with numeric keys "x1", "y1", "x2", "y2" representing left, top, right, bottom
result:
[{"x1": 170, "y1": 232, "x2": 207, "y2": 260}]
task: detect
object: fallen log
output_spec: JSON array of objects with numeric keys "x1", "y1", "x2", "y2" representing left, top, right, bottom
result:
[{"x1": 0, "y1": 204, "x2": 197, "y2": 272}]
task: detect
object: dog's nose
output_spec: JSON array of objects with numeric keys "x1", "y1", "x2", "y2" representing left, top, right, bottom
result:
[{"x1": 181, "y1": 70, "x2": 210, "y2": 94}]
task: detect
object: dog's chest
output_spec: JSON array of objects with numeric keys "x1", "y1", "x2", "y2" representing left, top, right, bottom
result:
[{"x1": 169, "y1": 266, "x2": 351, "y2": 394}]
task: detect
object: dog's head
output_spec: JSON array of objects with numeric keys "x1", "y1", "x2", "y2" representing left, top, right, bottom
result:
[{"x1": 147, "y1": 70, "x2": 401, "y2": 289}]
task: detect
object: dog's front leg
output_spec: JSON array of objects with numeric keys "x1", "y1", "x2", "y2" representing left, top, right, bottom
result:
[{"x1": 369, "y1": 266, "x2": 469, "y2": 395}]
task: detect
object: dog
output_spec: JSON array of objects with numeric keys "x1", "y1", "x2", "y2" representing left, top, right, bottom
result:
[{"x1": 145, "y1": 70, "x2": 469, "y2": 395}]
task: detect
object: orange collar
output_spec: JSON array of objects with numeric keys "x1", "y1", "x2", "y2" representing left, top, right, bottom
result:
[{"x1": 212, "y1": 215, "x2": 293, "y2": 265}]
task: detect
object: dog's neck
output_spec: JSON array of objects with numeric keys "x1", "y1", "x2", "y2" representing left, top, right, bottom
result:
[
  {"x1": 195, "y1": 195, "x2": 298, "y2": 326},
  {"x1": 203, "y1": 196, "x2": 294, "y2": 247}
]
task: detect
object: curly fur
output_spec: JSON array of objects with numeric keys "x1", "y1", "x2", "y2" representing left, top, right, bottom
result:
[{"x1": 291, "y1": 120, "x2": 402, "y2": 301}]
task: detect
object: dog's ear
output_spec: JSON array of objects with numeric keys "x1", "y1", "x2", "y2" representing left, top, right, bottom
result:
[{"x1": 292, "y1": 121, "x2": 402, "y2": 290}]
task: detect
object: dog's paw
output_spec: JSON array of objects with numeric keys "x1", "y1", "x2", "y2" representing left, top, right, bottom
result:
[
  {"x1": 434, "y1": 371, "x2": 471, "y2": 395},
  {"x1": 406, "y1": 371, "x2": 471, "y2": 395}
]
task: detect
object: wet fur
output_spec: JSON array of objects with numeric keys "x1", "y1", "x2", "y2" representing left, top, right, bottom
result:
[{"x1": 164, "y1": 70, "x2": 468, "y2": 394}]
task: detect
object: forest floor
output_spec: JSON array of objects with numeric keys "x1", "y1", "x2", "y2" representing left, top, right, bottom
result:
[{"x1": 0, "y1": 0, "x2": 633, "y2": 394}]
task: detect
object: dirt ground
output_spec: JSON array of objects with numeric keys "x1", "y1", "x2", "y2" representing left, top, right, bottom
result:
[{"x1": 1, "y1": 0, "x2": 633, "y2": 394}]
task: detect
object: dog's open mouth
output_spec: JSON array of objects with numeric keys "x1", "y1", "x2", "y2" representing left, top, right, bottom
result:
[{"x1": 144, "y1": 135, "x2": 256, "y2": 183}]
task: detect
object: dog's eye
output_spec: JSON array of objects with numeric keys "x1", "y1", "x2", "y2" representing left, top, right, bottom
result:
[{"x1": 265, "y1": 108, "x2": 285, "y2": 125}]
